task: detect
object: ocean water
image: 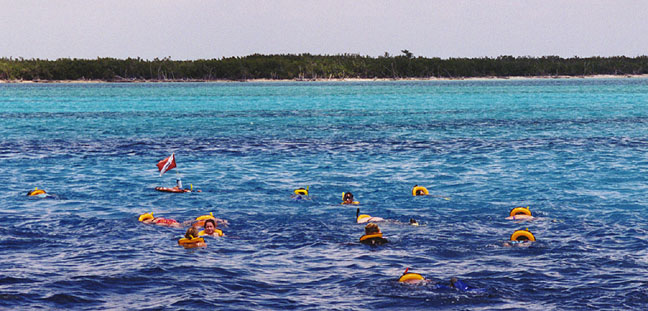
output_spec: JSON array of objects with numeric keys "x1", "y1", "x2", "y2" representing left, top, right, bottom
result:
[{"x1": 1, "y1": 79, "x2": 648, "y2": 310}]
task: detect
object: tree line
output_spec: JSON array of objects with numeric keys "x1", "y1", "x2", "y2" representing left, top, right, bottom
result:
[{"x1": 1, "y1": 53, "x2": 647, "y2": 81}]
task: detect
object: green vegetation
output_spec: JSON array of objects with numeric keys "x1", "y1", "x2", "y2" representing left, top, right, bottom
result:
[{"x1": 1, "y1": 54, "x2": 647, "y2": 81}]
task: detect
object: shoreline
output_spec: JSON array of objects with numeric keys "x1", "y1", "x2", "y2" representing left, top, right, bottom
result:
[{"x1": 2, "y1": 74, "x2": 648, "y2": 84}]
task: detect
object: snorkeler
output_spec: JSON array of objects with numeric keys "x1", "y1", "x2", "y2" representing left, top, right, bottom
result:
[
  {"x1": 192, "y1": 212, "x2": 228, "y2": 228},
  {"x1": 138, "y1": 212, "x2": 182, "y2": 228},
  {"x1": 412, "y1": 185, "x2": 429, "y2": 196},
  {"x1": 356, "y1": 208, "x2": 420, "y2": 226},
  {"x1": 178, "y1": 227, "x2": 206, "y2": 248},
  {"x1": 293, "y1": 186, "x2": 309, "y2": 196},
  {"x1": 360, "y1": 223, "x2": 389, "y2": 246},
  {"x1": 506, "y1": 206, "x2": 534, "y2": 221},
  {"x1": 26, "y1": 187, "x2": 56, "y2": 199},
  {"x1": 27, "y1": 187, "x2": 47, "y2": 197},
  {"x1": 198, "y1": 219, "x2": 224, "y2": 237},
  {"x1": 356, "y1": 208, "x2": 385, "y2": 224},
  {"x1": 398, "y1": 268, "x2": 478, "y2": 291},
  {"x1": 291, "y1": 186, "x2": 311, "y2": 201},
  {"x1": 503, "y1": 228, "x2": 536, "y2": 247},
  {"x1": 342, "y1": 192, "x2": 359, "y2": 205}
]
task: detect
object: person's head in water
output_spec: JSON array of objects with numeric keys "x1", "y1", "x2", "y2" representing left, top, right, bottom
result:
[
  {"x1": 360, "y1": 223, "x2": 388, "y2": 245},
  {"x1": 343, "y1": 192, "x2": 354, "y2": 203},
  {"x1": 364, "y1": 223, "x2": 381, "y2": 235},
  {"x1": 185, "y1": 226, "x2": 199, "y2": 239},
  {"x1": 203, "y1": 219, "x2": 217, "y2": 235}
]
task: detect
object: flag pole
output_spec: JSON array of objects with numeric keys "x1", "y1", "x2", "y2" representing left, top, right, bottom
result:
[{"x1": 174, "y1": 153, "x2": 180, "y2": 187}]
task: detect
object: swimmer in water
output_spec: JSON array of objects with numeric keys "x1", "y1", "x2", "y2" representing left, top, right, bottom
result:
[
  {"x1": 356, "y1": 208, "x2": 385, "y2": 224},
  {"x1": 27, "y1": 187, "x2": 47, "y2": 196},
  {"x1": 503, "y1": 228, "x2": 536, "y2": 247},
  {"x1": 199, "y1": 219, "x2": 224, "y2": 237},
  {"x1": 356, "y1": 208, "x2": 420, "y2": 226},
  {"x1": 182, "y1": 227, "x2": 206, "y2": 248},
  {"x1": 505, "y1": 206, "x2": 534, "y2": 221},
  {"x1": 26, "y1": 187, "x2": 56, "y2": 199},
  {"x1": 342, "y1": 192, "x2": 357, "y2": 205},
  {"x1": 413, "y1": 185, "x2": 427, "y2": 196},
  {"x1": 360, "y1": 223, "x2": 389, "y2": 246},
  {"x1": 192, "y1": 213, "x2": 228, "y2": 228},
  {"x1": 290, "y1": 187, "x2": 311, "y2": 201},
  {"x1": 398, "y1": 268, "x2": 478, "y2": 291},
  {"x1": 138, "y1": 212, "x2": 182, "y2": 228}
]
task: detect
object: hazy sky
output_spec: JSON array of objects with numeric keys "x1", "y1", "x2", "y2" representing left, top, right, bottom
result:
[{"x1": 1, "y1": 0, "x2": 647, "y2": 60}]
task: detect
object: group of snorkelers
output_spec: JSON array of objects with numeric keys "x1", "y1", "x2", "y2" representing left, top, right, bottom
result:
[
  {"x1": 342, "y1": 188, "x2": 538, "y2": 248},
  {"x1": 29, "y1": 183, "x2": 530, "y2": 287},
  {"x1": 339, "y1": 186, "x2": 536, "y2": 288},
  {"x1": 138, "y1": 211, "x2": 227, "y2": 248}
]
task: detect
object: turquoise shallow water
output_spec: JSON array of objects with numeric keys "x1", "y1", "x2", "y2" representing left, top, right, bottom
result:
[{"x1": 1, "y1": 80, "x2": 648, "y2": 310}]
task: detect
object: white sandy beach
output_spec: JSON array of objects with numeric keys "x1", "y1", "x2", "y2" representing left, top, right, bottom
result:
[{"x1": 2, "y1": 74, "x2": 648, "y2": 84}]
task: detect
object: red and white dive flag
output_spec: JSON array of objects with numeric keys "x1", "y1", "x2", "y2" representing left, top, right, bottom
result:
[{"x1": 157, "y1": 153, "x2": 176, "y2": 176}]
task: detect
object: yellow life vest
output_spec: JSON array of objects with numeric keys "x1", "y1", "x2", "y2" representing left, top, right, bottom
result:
[
  {"x1": 294, "y1": 186, "x2": 309, "y2": 196},
  {"x1": 510, "y1": 229, "x2": 536, "y2": 241},
  {"x1": 412, "y1": 186, "x2": 429, "y2": 196},
  {"x1": 509, "y1": 206, "x2": 532, "y2": 217},
  {"x1": 359, "y1": 232, "x2": 383, "y2": 242},
  {"x1": 198, "y1": 229, "x2": 223, "y2": 237},
  {"x1": 399, "y1": 273, "x2": 425, "y2": 283},
  {"x1": 178, "y1": 236, "x2": 205, "y2": 248},
  {"x1": 28, "y1": 187, "x2": 47, "y2": 196},
  {"x1": 138, "y1": 212, "x2": 154, "y2": 222}
]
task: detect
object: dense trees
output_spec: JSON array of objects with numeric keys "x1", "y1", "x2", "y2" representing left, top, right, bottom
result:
[{"x1": 1, "y1": 54, "x2": 647, "y2": 81}]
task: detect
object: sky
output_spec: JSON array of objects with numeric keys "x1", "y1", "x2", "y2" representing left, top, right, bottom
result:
[{"x1": 1, "y1": 0, "x2": 647, "y2": 60}]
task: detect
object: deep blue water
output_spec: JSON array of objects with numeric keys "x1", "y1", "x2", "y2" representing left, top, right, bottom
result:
[{"x1": 1, "y1": 80, "x2": 648, "y2": 310}]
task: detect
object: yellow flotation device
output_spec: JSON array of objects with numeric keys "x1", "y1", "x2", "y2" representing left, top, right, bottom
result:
[
  {"x1": 355, "y1": 208, "x2": 371, "y2": 223},
  {"x1": 412, "y1": 185, "x2": 429, "y2": 196},
  {"x1": 138, "y1": 212, "x2": 154, "y2": 222},
  {"x1": 341, "y1": 192, "x2": 359, "y2": 205},
  {"x1": 399, "y1": 268, "x2": 425, "y2": 282},
  {"x1": 510, "y1": 228, "x2": 536, "y2": 242},
  {"x1": 28, "y1": 187, "x2": 47, "y2": 196},
  {"x1": 294, "y1": 186, "x2": 309, "y2": 196},
  {"x1": 196, "y1": 212, "x2": 215, "y2": 221},
  {"x1": 509, "y1": 206, "x2": 532, "y2": 217},
  {"x1": 357, "y1": 214, "x2": 372, "y2": 223},
  {"x1": 199, "y1": 229, "x2": 223, "y2": 237},
  {"x1": 359, "y1": 232, "x2": 383, "y2": 242},
  {"x1": 178, "y1": 236, "x2": 205, "y2": 248}
]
